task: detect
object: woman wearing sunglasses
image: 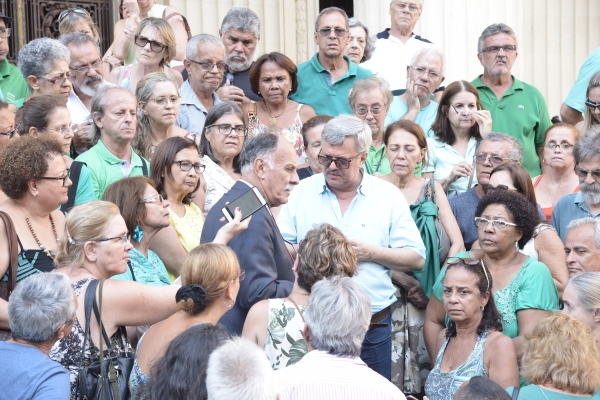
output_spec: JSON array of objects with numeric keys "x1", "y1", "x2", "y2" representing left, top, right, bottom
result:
[
  {"x1": 575, "y1": 70, "x2": 600, "y2": 135},
  {"x1": 108, "y1": 18, "x2": 183, "y2": 93},
  {"x1": 17, "y1": 38, "x2": 73, "y2": 103},
  {"x1": 424, "y1": 258, "x2": 519, "y2": 399},
  {"x1": 424, "y1": 190, "x2": 559, "y2": 372}
]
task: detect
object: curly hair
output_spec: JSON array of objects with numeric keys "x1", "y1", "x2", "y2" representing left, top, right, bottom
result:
[
  {"x1": 475, "y1": 189, "x2": 539, "y2": 249},
  {"x1": 297, "y1": 224, "x2": 358, "y2": 293},
  {"x1": 0, "y1": 136, "x2": 64, "y2": 199},
  {"x1": 521, "y1": 313, "x2": 600, "y2": 394},
  {"x1": 443, "y1": 259, "x2": 503, "y2": 338}
]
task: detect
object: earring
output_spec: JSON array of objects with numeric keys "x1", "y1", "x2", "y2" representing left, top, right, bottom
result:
[
  {"x1": 515, "y1": 241, "x2": 519, "y2": 252},
  {"x1": 133, "y1": 225, "x2": 144, "y2": 242},
  {"x1": 31, "y1": 191, "x2": 37, "y2": 197},
  {"x1": 224, "y1": 300, "x2": 234, "y2": 309},
  {"x1": 481, "y1": 305, "x2": 485, "y2": 311}
]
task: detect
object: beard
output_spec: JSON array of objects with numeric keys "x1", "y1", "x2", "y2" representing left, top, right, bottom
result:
[
  {"x1": 226, "y1": 52, "x2": 252, "y2": 72},
  {"x1": 79, "y1": 74, "x2": 105, "y2": 97},
  {"x1": 581, "y1": 181, "x2": 600, "y2": 206}
]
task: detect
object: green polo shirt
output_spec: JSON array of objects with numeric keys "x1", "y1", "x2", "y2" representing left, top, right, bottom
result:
[
  {"x1": 75, "y1": 139, "x2": 149, "y2": 199},
  {"x1": 0, "y1": 59, "x2": 29, "y2": 107},
  {"x1": 472, "y1": 75, "x2": 551, "y2": 176},
  {"x1": 291, "y1": 54, "x2": 371, "y2": 116}
]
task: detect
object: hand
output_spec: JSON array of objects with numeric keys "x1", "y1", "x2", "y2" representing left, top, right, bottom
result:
[
  {"x1": 471, "y1": 109, "x2": 492, "y2": 136},
  {"x1": 71, "y1": 120, "x2": 94, "y2": 153},
  {"x1": 407, "y1": 283, "x2": 429, "y2": 309},
  {"x1": 405, "y1": 78, "x2": 421, "y2": 113},
  {"x1": 121, "y1": 0, "x2": 140, "y2": 19},
  {"x1": 448, "y1": 160, "x2": 473, "y2": 182},
  {"x1": 216, "y1": 79, "x2": 246, "y2": 105},
  {"x1": 215, "y1": 206, "x2": 252, "y2": 245},
  {"x1": 349, "y1": 239, "x2": 374, "y2": 262}
]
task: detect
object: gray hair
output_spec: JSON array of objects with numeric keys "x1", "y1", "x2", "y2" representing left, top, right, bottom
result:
[
  {"x1": 321, "y1": 114, "x2": 372, "y2": 153},
  {"x1": 17, "y1": 38, "x2": 71, "y2": 92},
  {"x1": 477, "y1": 23, "x2": 518, "y2": 53},
  {"x1": 315, "y1": 7, "x2": 348, "y2": 32},
  {"x1": 186, "y1": 33, "x2": 224, "y2": 61},
  {"x1": 484, "y1": 132, "x2": 523, "y2": 163},
  {"x1": 573, "y1": 125, "x2": 600, "y2": 166},
  {"x1": 348, "y1": 75, "x2": 393, "y2": 110},
  {"x1": 58, "y1": 32, "x2": 101, "y2": 57},
  {"x1": 410, "y1": 46, "x2": 446, "y2": 77},
  {"x1": 239, "y1": 133, "x2": 279, "y2": 175},
  {"x1": 220, "y1": 8, "x2": 261, "y2": 41},
  {"x1": 567, "y1": 217, "x2": 600, "y2": 250},
  {"x1": 8, "y1": 273, "x2": 76, "y2": 343},
  {"x1": 206, "y1": 337, "x2": 277, "y2": 400},
  {"x1": 567, "y1": 272, "x2": 600, "y2": 312},
  {"x1": 304, "y1": 276, "x2": 371, "y2": 357},
  {"x1": 90, "y1": 86, "x2": 135, "y2": 143},
  {"x1": 347, "y1": 18, "x2": 376, "y2": 62}
]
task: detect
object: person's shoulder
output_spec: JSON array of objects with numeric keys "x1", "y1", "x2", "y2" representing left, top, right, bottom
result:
[
  {"x1": 486, "y1": 329, "x2": 513, "y2": 349},
  {"x1": 523, "y1": 256, "x2": 553, "y2": 275},
  {"x1": 450, "y1": 188, "x2": 479, "y2": 205},
  {"x1": 355, "y1": 65, "x2": 372, "y2": 78},
  {"x1": 554, "y1": 192, "x2": 578, "y2": 208},
  {"x1": 514, "y1": 77, "x2": 545, "y2": 97}
]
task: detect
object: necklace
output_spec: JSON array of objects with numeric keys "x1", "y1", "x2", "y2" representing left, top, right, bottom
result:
[
  {"x1": 263, "y1": 98, "x2": 289, "y2": 126},
  {"x1": 25, "y1": 214, "x2": 59, "y2": 261}
]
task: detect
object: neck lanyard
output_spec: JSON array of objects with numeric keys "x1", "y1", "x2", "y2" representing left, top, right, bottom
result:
[{"x1": 367, "y1": 149, "x2": 385, "y2": 174}]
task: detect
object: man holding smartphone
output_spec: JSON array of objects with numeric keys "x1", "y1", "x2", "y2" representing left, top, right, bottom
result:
[
  {"x1": 201, "y1": 133, "x2": 299, "y2": 335},
  {"x1": 277, "y1": 114, "x2": 426, "y2": 380}
]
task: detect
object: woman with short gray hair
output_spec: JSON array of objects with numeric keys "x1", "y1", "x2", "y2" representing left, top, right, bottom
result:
[
  {"x1": 0, "y1": 273, "x2": 75, "y2": 399},
  {"x1": 17, "y1": 37, "x2": 73, "y2": 103},
  {"x1": 345, "y1": 17, "x2": 376, "y2": 64},
  {"x1": 563, "y1": 271, "x2": 600, "y2": 343}
]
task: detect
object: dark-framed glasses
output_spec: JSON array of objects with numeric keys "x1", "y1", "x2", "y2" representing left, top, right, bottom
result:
[
  {"x1": 138, "y1": 194, "x2": 164, "y2": 204},
  {"x1": 447, "y1": 257, "x2": 490, "y2": 291},
  {"x1": 97, "y1": 235, "x2": 131, "y2": 245},
  {"x1": 0, "y1": 28, "x2": 10, "y2": 38},
  {"x1": 206, "y1": 123, "x2": 247, "y2": 137},
  {"x1": 173, "y1": 160, "x2": 205, "y2": 174},
  {"x1": 481, "y1": 45, "x2": 517, "y2": 54},
  {"x1": 45, "y1": 74, "x2": 74, "y2": 85},
  {"x1": 354, "y1": 105, "x2": 383, "y2": 116},
  {"x1": 134, "y1": 35, "x2": 168, "y2": 53},
  {"x1": 474, "y1": 217, "x2": 517, "y2": 230},
  {"x1": 188, "y1": 59, "x2": 226, "y2": 71},
  {"x1": 70, "y1": 59, "x2": 102, "y2": 75},
  {"x1": 473, "y1": 153, "x2": 513, "y2": 166},
  {"x1": 0, "y1": 127, "x2": 17, "y2": 138},
  {"x1": 317, "y1": 27, "x2": 348, "y2": 37},
  {"x1": 58, "y1": 8, "x2": 91, "y2": 24},
  {"x1": 545, "y1": 142, "x2": 573, "y2": 150},
  {"x1": 149, "y1": 96, "x2": 181, "y2": 106},
  {"x1": 317, "y1": 151, "x2": 361, "y2": 170},
  {"x1": 38, "y1": 168, "x2": 71, "y2": 187},
  {"x1": 585, "y1": 98, "x2": 600, "y2": 110},
  {"x1": 575, "y1": 167, "x2": 600, "y2": 181},
  {"x1": 487, "y1": 184, "x2": 517, "y2": 192},
  {"x1": 409, "y1": 65, "x2": 440, "y2": 79}
]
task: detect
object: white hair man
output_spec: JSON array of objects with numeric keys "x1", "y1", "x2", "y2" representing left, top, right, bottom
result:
[
  {"x1": 206, "y1": 337, "x2": 278, "y2": 400},
  {"x1": 276, "y1": 276, "x2": 405, "y2": 399},
  {"x1": 564, "y1": 218, "x2": 600, "y2": 277},
  {"x1": 278, "y1": 114, "x2": 425, "y2": 380}
]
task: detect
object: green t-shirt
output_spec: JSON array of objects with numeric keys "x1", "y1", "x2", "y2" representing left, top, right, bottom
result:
[
  {"x1": 472, "y1": 75, "x2": 551, "y2": 177},
  {"x1": 365, "y1": 144, "x2": 391, "y2": 175},
  {"x1": 432, "y1": 252, "x2": 559, "y2": 338},
  {"x1": 0, "y1": 58, "x2": 29, "y2": 107},
  {"x1": 508, "y1": 385, "x2": 596, "y2": 400}
]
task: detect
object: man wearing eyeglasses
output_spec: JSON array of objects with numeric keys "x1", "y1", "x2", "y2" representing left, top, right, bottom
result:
[
  {"x1": 0, "y1": 13, "x2": 28, "y2": 109},
  {"x1": 472, "y1": 23, "x2": 551, "y2": 177},
  {"x1": 278, "y1": 115, "x2": 426, "y2": 380},
  {"x1": 552, "y1": 127, "x2": 600, "y2": 242},
  {"x1": 290, "y1": 7, "x2": 371, "y2": 116},
  {"x1": 177, "y1": 34, "x2": 224, "y2": 135}
]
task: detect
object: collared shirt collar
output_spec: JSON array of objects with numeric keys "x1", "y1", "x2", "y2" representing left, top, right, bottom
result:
[
  {"x1": 309, "y1": 53, "x2": 356, "y2": 77},
  {"x1": 318, "y1": 169, "x2": 369, "y2": 196},
  {"x1": 574, "y1": 191, "x2": 589, "y2": 210},
  {"x1": 0, "y1": 58, "x2": 10, "y2": 80},
  {"x1": 472, "y1": 74, "x2": 524, "y2": 93},
  {"x1": 95, "y1": 139, "x2": 141, "y2": 166},
  {"x1": 179, "y1": 80, "x2": 220, "y2": 111}
]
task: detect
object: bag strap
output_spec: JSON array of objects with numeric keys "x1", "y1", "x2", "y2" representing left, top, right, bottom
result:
[
  {"x1": 78, "y1": 279, "x2": 100, "y2": 365},
  {"x1": 141, "y1": 158, "x2": 149, "y2": 177},
  {"x1": 511, "y1": 386, "x2": 520, "y2": 400},
  {"x1": 285, "y1": 297, "x2": 305, "y2": 323},
  {"x1": 466, "y1": 140, "x2": 481, "y2": 191},
  {"x1": 96, "y1": 279, "x2": 120, "y2": 400},
  {"x1": 0, "y1": 211, "x2": 18, "y2": 298},
  {"x1": 163, "y1": 12, "x2": 192, "y2": 39},
  {"x1": 128, "y1": 260, "x2": 137, "y2": 282},
  {"x1": 63, "y1": 161, "x2": 85, "y2": 213}
]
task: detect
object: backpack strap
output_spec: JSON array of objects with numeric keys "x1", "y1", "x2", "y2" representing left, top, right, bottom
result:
[
  {"x1": 64, "y1": 161, "x2": 85, "y2": 213},
  {"x1": 141, "y1": 158, "x2": 149, "y2": 177},
  {"x1": 511, "y1": 386, "x2": 520, "y2": 400},
  {"x1": 163, "y1": 12, "x2": 192, "y2": 39}
]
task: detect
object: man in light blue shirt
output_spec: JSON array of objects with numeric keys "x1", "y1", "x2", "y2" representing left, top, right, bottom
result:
[{"x1": 277, "y1": 114, "x2": 425, "y2": 380}]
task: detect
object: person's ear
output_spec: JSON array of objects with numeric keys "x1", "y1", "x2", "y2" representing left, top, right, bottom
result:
[
  {"x1": 293, "y1": 254, "x2": 299, "y2": 273},
  {"x1": 302, "y1": 324, "x2": 311, "y2": 345},
  {"x1": 477, "y1": 52, "x2": 483, "y2": 65},
  {"x1": 254, "y1": 157, "x2": 269, "y2": 179},
  {"x1": 92, "y1": 111, "x2": 103, "y2": 129},
  {"x1": 593, "y1": 308, "x2": 600, "y2": 324},
  {"x1": 28, "y1": 126, "x2": 40, "y2": 137},
  {"x1": 419, "y1": 147, "x2": 426, "y2": 163},
  {"x1": 224, "y1": 280, "x2": 236, "y2": 302},
  {"x1": 27, "y1": 75, "x2": 40, "y2": 91},
  {"x1": 27, "y1": 180, "x2": 38, "y2": 197},
  {"x1": 138, "y1": 101, "x2": 147, "y2": 115},
  {"x1": 56, "y1": 321, "x2": 73, "y2": 340},
  {"x1": 313, "y1": 31, "x2": 319, "y2": 45},
  {"x1": 83, "y1": 241, "x2": 98, "y2": 262}
]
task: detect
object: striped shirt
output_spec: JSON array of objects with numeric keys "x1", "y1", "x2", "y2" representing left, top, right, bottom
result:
[{"x1": 276, "y1": 350, "x2": 405, "y2": 400}]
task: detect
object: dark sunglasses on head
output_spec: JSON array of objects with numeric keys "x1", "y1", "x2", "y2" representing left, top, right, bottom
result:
[
  {"x1": 585, "y1": 98, "x2": 600, "y2": 110},
  {"x1": 487, "y1": 184, "x2": 517, "y2": 192},
  {"x1": 446, "y1": 257, "x2": 490, "y2": 291},
  {"x1": 58, "y1": 8, "x2": 91, "y2": 24}
]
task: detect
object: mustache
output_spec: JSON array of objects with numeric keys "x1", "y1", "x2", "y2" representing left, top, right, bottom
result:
[{"x1": 284, "y1": 184, "x2": 295, "y2": 192}]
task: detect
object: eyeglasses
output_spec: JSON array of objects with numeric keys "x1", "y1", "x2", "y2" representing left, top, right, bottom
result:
[
  {"x1": 58, "y1": 8, "x2": 91, "y2": 24},
  {"x1": 317, "y1": 27, "x2": 348, "y2": 37},
  {"x1": 173, "y1": 160, "x2": 205, "y2": 174},
  {"x1": 45, "y1": 124, "x2": 74, "y2": 136},
  {"x1": 487, "y1": 184, "x2": 517, "y2": 192},
  {"x1": 575, "y1": 167, "x2": 600, "y2": 181},
  {"x1": 97, "y1": 235, "x2": 131, "y2": 245},
  {"x1": 45, "y1": 74, "x2": 74, "y2": 85},
  {"x1": 451, "y1": 104, "x2": 477, "y2": 114},
  {"x1": 206, "y1": 123, "x2": 248, "y2": 137},
  {"x1": 481, "y1": 45, "x2": 517, "y2": 54},
  {"x1": 354, "y1": 106, "x2": 383, "y2": 116},
  {"x1": 393, "y1": 2, "x2": 420, "y2": 13},
  {"x1": 545, "y1": 142, "x2": 573, "y2": 150},
  {"x1": 138, "y1": 194, "x2": 164, "y2": 204},
  {"x1": 0, "y1": 128, "x2": 17, "y2": 138},
  {"x1": 473, "y1": 154, "x2": 513, "y2": 166},
  {"x1": 187, "y1": 59, "x2": 226, "y2": 72},
  {"x1": 0, "y1": 28, "x2": 10, "y2": 38},
  {"x1": 317, "y1": 151, "x2": 361, "y2": 170},
  {"x1": 237, "y1": 269, "x2": 246, "y2": 282},
  {"x1": 585, "y1": 99, "x2": 600, "y2": 110},
  {"x1": 409, "y1": 65, "x2": 441, "y2": 80},
  {"x1": 447, "y1": 257, "x2": 490, "y2": 291},
  {"x1": 474, "y1": 217, "x2": 517, "y2": 230},
  {"x1": 134, "y1": 35, "x2": 168, "y2": 53},
  {"x1": 38, "y1": 169, "x2": 71, "y2": 186},
  {"x1": 149, "y1": 96, "x2": 181, "y2": 106},
  {"x1": 70, "y1": 59, "x2": 102, "y2": 75}
]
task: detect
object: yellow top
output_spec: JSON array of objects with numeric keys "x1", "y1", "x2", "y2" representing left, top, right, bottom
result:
[{"x1": 167, "y1": 202, "x2": 204, "y2": 281}]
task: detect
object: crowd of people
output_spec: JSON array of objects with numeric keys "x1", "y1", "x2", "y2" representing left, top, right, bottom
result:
[{"x1": 1, "y1": 0, "x2": 600, "y2": 399}]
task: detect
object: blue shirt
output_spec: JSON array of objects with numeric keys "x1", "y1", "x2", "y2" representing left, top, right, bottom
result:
[
  {"x1": 277, "y1": 172, "x2": 426, "y2": 313},
  {"x1": 564, "y1": 46, "x2": 600, "y2": 113},
  {"x1": 176, "y1": 80, "x2": 223, "y2": 136},
  {"x1": 384, "y1": 96, "x2": 439, "y2": 137},
  {"x1": 111, "y1": 248, "x2": 170, "y2": 285},
  {"x1": 551, "y1": 192, "x2": 600, "y2": 242},
  {"x1": 0, "y1": 341, "x2": 70, "y2": 400}
]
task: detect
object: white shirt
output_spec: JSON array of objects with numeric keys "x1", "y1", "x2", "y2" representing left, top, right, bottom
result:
[
  {"x1": 66, "y1": 90, "x2": 91, "y2": 124},
  {"x1": 277, "y1": 350, "x2": 406, "y2": 400}
]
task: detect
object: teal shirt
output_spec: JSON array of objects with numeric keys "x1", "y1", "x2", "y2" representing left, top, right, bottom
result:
[
  {"x1": 472, "y1": 75, "x2": 551, "y2": 176},
  {"x1": 111, "y1": 248, "x2": 170, "y2": 285},
  {"x1": 384, "y1": 96, "x2": 439, "y2": 138},
  {"x1": 551, "y1": 192, "x2": 600, "y2": 242},
  {"x1": 508, "y1": 385, "x2": 596, "y2": 399},
  {"x1": 59, "y1": 163, "x2": 96, "y2": 211},
  {"x1": 0, "y1": 59, "x2": 29, "y2": 107},
  {"x1": 74, "y1": 139, "x2": 149, "y2": 199},
  {"x1": 290, "y1": 54, "x2": 371, "y2": 116}
]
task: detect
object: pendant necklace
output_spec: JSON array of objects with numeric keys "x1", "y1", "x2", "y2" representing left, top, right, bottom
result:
[
  {"x1": 264, "y1": 99, "x2": 289, "y2": 126},
  {"x1": 14, "y1": 200, "x2": 59, "y2": 260}
]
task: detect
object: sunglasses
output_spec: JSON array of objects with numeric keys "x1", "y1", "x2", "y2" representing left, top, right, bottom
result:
[
  {"x1": 134, "y1": 36, "x2": 168, "y2": 53},
  {"x1": 487, "y1": 184, "x2": 517, "y2": 192},
  {"x1": 585, "y1": 98, "x2": 600, "y2": 110},
  {"x1": 575, "y1": 167, "x2": 600, "y2": 181},
  {"x1": 58, "y1": 8, "x2": 91, "y2": 24},
  {"x1": 317, "y1": 151, "x2": 361, "y2": 170},
  {"x1": 447, "y1": 257, "x2": 490, "y2": 291}
]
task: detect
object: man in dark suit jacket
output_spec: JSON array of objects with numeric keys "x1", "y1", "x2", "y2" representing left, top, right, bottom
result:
[{"x1": 200, "y1": 133, "x2": 299, "y2": 334}]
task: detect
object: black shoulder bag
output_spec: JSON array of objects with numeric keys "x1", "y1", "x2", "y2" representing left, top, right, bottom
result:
[
  {"x1": 64, "y1": 161, "x2": 86, "y2": 213},
  {"x1": 77, "y1": 279, "x2": 134, "y2": 400}
]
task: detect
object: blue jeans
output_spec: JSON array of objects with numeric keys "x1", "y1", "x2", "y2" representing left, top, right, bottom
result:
[{"x1": 360, "y1": 313, "x2": 392, "y2": 380}]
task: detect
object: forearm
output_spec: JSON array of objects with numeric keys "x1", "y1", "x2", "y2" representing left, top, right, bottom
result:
[
  {"x1": 438, "y1": 175, "x2": 454, "y2": 192},
  {"x1": 400, "y1": 109, "x2": 419, "y2": 122},
  {"x1": 391, "y1": 270, "x2": 419, "y2": 291},
  {"x1": 560, "y1": 103, "x2": 583, "y2": 125},
  {"x1": 370, "y1": 246, "x2": 424, "y2": 272},
  {"x1": 0, "y1": 300, "x2": 9, "y2": 330},
  {"x1": 111, "y1": 30, "x2": 134, "y2": 60}
]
